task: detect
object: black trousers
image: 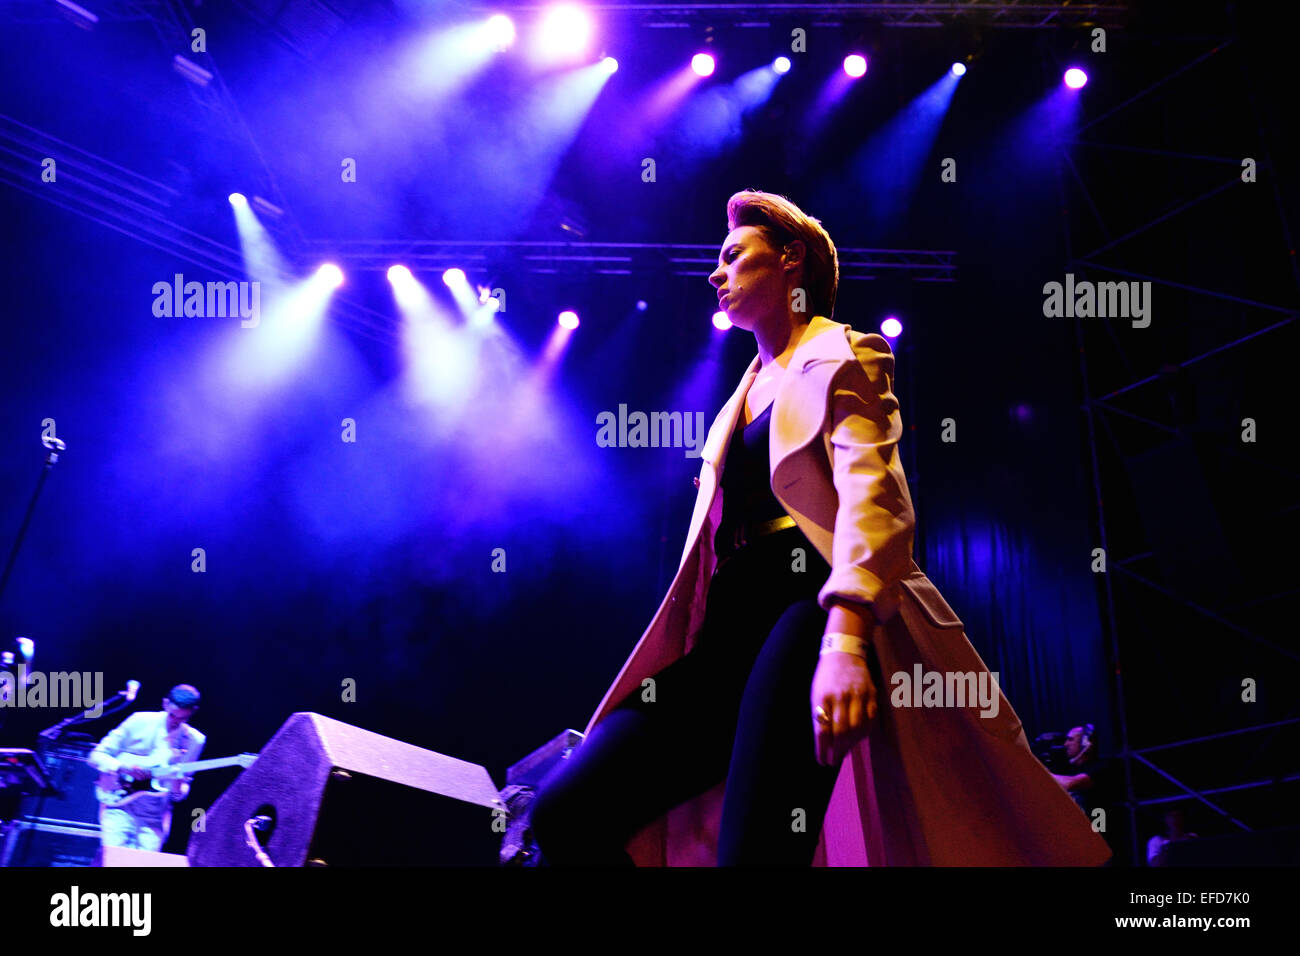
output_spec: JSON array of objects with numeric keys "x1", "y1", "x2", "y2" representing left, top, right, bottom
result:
[{"x1": 530, "y1": 529, "x2": 842, "y2": 866}]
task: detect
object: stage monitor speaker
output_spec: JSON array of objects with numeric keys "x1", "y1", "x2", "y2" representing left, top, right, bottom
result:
[
  {"x1": 19, "y1": 738, "x2": 101, "y2": 828},
  {"x1": 187, "y1": 713, "x2": 503, "y2": 867}
]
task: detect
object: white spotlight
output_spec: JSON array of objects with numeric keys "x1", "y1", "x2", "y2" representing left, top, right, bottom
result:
[
  {"x1": 317, "y1": 263, "x2": 344, "y2": 288},
  {"x1": 486, "y1": 14, "x2": 515, "y2": 51},
  {"x1": 539, "y1": 5, "x2": 592, "y2": 58}
]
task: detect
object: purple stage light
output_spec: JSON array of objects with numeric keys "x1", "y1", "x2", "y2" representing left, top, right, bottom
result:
[
  {"x1": 602, "y1": 56, "x2": 618, "y2": 74},
  {"x1": 951, "y1": 62, "x2": 967, "y2": 77},
  {"x1": 1064, "y1": 68, "x2": 1088, "y2": 89},
  {"x1": 773, "y1": 56, "x2": 791, "y2": 74},
  {"x1": 880, "y1": 316, "x2": 902, "y2": 338},
  {"x1": 691, "y1": 53, "x2": 715, "y2": 77},
  {"x1": 844, "y1": 54, "x2": 867, "y2": 78},
  {"x1": 712, "y1": 311, "x2": 731, "y2": 331},
  {"x1": 443, "y1": 268, "x2": 466, "y2": 286},
  {"x1": 387, "y1": 265, "x2": 412, "y2": 284},
  {"x1": 228, "y1": 192, "x2": 247, "y2": 207},
  {"x1": 635, "y1": 300, "x2": 648, "y2": 311},
  {"x1": 558, "y1": 310, "x2": 580, "y2": 329},
  {"x1": 317, "y1": 263, "x2": 344, "y2": 288}
]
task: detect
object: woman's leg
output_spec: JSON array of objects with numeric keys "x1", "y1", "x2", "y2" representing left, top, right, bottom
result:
[
  {"x1": 529, "y1": 642, "x2": 743, "y2": 866},
  {"x1": 717, "y1": 597, "x2": 842, "y2": 866}
]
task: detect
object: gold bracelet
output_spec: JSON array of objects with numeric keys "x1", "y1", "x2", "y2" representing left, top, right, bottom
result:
[{"x1": 820, "y1": 631, "x2": 869, "y2": 659}]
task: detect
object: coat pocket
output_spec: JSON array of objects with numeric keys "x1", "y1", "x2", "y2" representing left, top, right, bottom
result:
[{"x1": 899, "y1": 574, "x2": 965, "y2": 629}]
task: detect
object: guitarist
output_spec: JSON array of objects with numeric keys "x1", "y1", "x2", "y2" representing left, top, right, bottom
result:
[{"x1": 88, "y1": 684, "x2": 205, "y2": 853}]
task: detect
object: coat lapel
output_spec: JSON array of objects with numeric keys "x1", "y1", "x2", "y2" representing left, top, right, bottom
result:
[{"x1": 769, "y1": 313, "x2": 855, "y2": 476}]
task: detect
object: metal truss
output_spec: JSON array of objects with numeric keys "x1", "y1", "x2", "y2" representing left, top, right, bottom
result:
[
  {"x1": 143, "y1": 0, "x2": 307, "y2": 253},
  {"x1": 297, "y1": 239, "x2": 956, "y2": 282},
  {"x1": 461, "y1": 2, "x2": 1132, "y2": 30},
  {"x1": 0, "y1": 112, "x2": 951, "y2": 355},
  {"x1": 1060, "y1": 28, "x2": 1299, "y2": 862},
  {"x1": 0, "y1": 0, "x2": 167, "y2": 23},
  {"x1": 0, "y1": 114, "x2": 398, "y2": 347}
]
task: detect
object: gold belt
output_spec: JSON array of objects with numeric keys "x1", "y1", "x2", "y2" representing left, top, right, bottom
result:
[{"x1": 722, "y1": 514, "x2": 798, "y2": 559}]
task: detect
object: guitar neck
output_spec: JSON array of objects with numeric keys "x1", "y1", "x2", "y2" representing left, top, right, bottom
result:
[{"x1": 151, "y1": 755, "x2": 253, "y2": 776}]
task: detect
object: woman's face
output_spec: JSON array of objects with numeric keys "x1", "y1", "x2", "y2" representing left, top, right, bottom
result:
[{"x1": 708, "y1": 225, "x2": 793, "y2": 331}]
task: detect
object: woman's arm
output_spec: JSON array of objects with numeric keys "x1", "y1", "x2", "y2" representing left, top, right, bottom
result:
[
  {"x1": 825, "y1": 597, "x2": 875, "y2": 641},
  {"x1": 810, "y1": 333, "x2": 913, "y2": 763}
]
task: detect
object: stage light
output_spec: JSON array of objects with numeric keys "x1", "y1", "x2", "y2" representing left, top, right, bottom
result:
[
  {"x1": 880, "y1": 316, "x2": 902, "y2": 338},
  {"x1": 539, "y1": 5, "x2": 592, "y2": 57},
  {"x1": 387, "y1": 265, "x2": 412, "y2": 284},
  {"x1": 317, "y1": 263, "x2": 344, "y2": 288},
  {"x1": 485, "y1": 14, "x2": 515, "y2": 50},
  {"x1": 443, "y1": 268, "x2": 466, "y2": 286},
  {"x1": 691, "y1": 53, "x2": 715, "y2": 77},
  {"x1": 251, "y1": 196, "x2": 284, "y2": 219},
  {"x1": 228, "y1": 192, "x2": 247, "y2": 207},
  {"x1": 602, "y1": 56, "x2": 618, "y2": 74},
  {"x1": 54, "y1": 0, "x2": 99, "y2": 29},
  {"x1": 712, "y1": 311, "x2": 731, "y2": 331},
  {"x1": 844, "y1": 54, "x2": 867, "y2": 78},
  {"x1": 1064, "y1": 68, "x2": 1088, "y2": 89},
  {"x1": 558, "y1": 310, "x2": 579, "y2": 329},
  {"x1": 951, "y1": 62, "x2": 967, "y2": 77},
  {"x1": 635, "y1": 300, "x2": 648, "y2": 311},
  {"x1": 773, "y1": 56, "x2": 791, "y2": 74},
  {"x1": 173, "y1": 54, "x2": 213, "y2": 87}
]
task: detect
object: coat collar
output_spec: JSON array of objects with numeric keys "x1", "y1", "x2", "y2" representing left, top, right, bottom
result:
[{"x1": 700, "y1": 314, "x2": 850, "y2": 467}]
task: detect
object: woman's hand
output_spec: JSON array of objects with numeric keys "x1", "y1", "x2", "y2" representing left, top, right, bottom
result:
[{"x1": 811, "y1": 652, "x2": 877, "y2": 766}]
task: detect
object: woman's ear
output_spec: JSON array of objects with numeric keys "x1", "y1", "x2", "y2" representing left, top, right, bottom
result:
[{"x1": 783, "y1": 239, "x2": 807, "y2": 272}]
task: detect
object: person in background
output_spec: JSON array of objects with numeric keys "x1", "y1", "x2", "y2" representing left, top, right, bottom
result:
[
  {"x1": 1147, "y1": 806, "x2": 1199, "y2": 866},
  {"x1": 88, "y1": 684, "x2": 205, "y2": 855}
]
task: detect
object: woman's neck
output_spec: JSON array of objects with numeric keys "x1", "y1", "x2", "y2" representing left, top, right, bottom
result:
[{"x1": 755, "y1": 315, "x2": 811, "y2": 368}]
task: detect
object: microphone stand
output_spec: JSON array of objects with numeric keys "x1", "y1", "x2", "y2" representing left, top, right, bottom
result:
[
  {"x1": 38, "y1": 694, "x2": 133, "y2": 742},
  {"x1": 0, "y1": 437, "x2": 65, "y2": 612}
]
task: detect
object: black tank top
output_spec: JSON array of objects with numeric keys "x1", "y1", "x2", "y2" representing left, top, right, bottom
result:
[{"x1": 713, "y1": 400, "x2": 791, "y2": 556}]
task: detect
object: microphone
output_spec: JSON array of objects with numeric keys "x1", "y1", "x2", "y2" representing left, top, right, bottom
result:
[{"x1": 124, "y1": 680, "x2": 140, "y2": 702}]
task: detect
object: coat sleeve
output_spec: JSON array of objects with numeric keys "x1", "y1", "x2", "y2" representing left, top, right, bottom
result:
[{"x1": 816, "y1": 332, "x2": 917, "y2": 616}]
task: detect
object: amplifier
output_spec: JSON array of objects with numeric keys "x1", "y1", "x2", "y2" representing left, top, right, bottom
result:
[
  {"x1": 19, "y1": 737, "x2": 102, "y2": 828},
  {"x1": 1, "y1": 820, "x2": 100, "y2": 867}
]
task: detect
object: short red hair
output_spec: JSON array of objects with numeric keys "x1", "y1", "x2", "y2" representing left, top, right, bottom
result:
[{"x1": 725, "y1": 190, "x2": 839, "y2": 319}]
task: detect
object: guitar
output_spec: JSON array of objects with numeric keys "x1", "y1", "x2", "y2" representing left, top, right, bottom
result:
[{"x1": 95, "y1": 753, "x2": 258, "y2": 808}]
